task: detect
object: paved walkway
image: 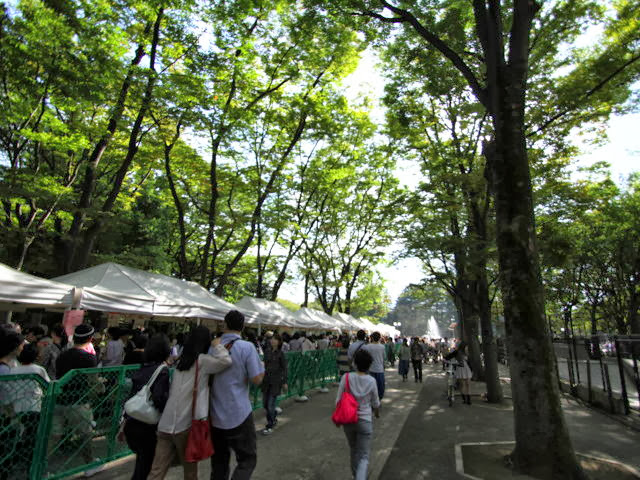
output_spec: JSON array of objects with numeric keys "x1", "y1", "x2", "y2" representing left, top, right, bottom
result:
[{"x1": 89, "y1": 364, "x2": 640, "y2": 480}]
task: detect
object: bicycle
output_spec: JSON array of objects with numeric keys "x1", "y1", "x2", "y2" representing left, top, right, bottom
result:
[{"x1": 444, "y1": 359, "x2": 457, "y2": 406}]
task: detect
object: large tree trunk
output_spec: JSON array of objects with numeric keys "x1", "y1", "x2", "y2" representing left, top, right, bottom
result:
[
  {"x1": 456, "y1": 274, "x2": 485, "y2": 380},
  {"x1": 488, "y1": 97, "x2": 586, "y2": 478},
  {"x1": 360, "y1": 1, "x2": 585, "y2": 476},
  {"x1": 476, "y1": 262, "x2": 503, "y2": 402}
]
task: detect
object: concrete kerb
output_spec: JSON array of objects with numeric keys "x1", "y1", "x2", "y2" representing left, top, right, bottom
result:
[
  {"x1": 454, "y1": 441, "x2": 516, "y2": 480},
  {"x1": 454, "y1": 441, "x2": 640, "y2": 480}
]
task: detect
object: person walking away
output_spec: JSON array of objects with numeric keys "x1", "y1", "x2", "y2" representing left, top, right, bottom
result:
[
  {"x1": 347, "y1": 330, "x2": 367, "y2": 368},
  {"x1": 385, "y1": 337, "x2": 395, "y2": 368},
  {"x1": 39, "y1": 324, "x2": 65, "y2": 379},
  {"x1": 103, "y1": 327, "x2": 124, "y2": 366},
  {"x1": 209, "y1": 310, "x2": 265, "y2": 480},
  {"x1": 317, "y1": 334, "x2": 329, "y2": 350},
  {"x1": 410, "y1": 337, "x2": 423, "y2": 383},
  {"x1": 169, "y1": 332, "x2": 185, "y2": 363},
  {"x1": 54, "y1": 324, "x2": 103, "y2": 477},
  {"x1": 288, "y1": 332, "x2": 302, "y2": 352},
  {"x1": 261, "y1": 334, "x2": 288, "y2": 435},
  {"x1": 11, "y1": 343, "x2": 50, "y2": 475},
  {"x1": 398, "y1": 339, "x2": 411, "y2": 382},
  {"x1": 337, "y1": 335, "x2": 351, "y2": 377},
  {"x1": 363, "y1": 332, "x2": 386, "y2": 400},
  {"x1": 445, "y1": 341, "x2": 473, "y2": 404},
  {"x1": 124, "y1": 334, "x2": 148, "y2": 365},
  {"x1": 301, "y1": 333, "x2": 315, "y2": 352},
  {"x1": 281, "y1": 332, "x2": 291, "y2": 353},
  {"x1": 0, "y1": 326, "x2": 25, "y2": 480},
  {"x1": 122, "y1": 335, "x2": 171, "y2": 480},
  {"x1": 336, "y1": 349, "x2": 380, "y2": 480},
  {"x1": 148, "y1": 327, "x2": 231, "y2": 480}
]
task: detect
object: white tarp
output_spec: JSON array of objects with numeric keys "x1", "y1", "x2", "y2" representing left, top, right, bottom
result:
[
  {"x1": 0, "y1": 262, "x2": 74, "y2": 310},
  {"x1": 333, "y1": 312, "x2": 361, "y2": 332},
  {"x1": 54, "y1": 262, "x2": 235, "y2": 320},
  {"x1": 235, "y1": 296, "x2": 298, "y2": 328},
  {"x1": 294, "y1": 308, "x2": 341, "y2": 332}
]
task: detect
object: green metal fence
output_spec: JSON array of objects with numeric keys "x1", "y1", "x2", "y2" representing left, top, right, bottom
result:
[{"x1": 0, "y1": 350, "x2": 339, "y2": 480}]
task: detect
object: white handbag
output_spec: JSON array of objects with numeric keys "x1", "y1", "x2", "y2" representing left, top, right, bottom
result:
[{"x1": 124, "y1": 364, "x2": 166, "y2": 424}]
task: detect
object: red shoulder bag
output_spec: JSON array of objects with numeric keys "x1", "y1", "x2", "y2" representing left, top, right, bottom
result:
[
  {"x1": 185, "y1": 358, "x2": 214, "y2": 463},
  {"x1": 332, "y1": 373, "x2": 359, "y2": 425}
]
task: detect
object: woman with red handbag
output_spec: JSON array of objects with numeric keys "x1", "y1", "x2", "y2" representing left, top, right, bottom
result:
[
  {"x1": 335, "y1": 349, "x2": 381, "y2": 480},
  {"x1": 148, "y1": 327, "x2": 232, "y2": 480}
]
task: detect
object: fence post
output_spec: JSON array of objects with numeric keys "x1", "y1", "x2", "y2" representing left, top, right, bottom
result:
[
  {"x1": 30, "y1": 378, "x2": 56, "y2": 480},
  {"x1": 572, "y1": 334, "x2": 581, "y2": 385},
  {"x1": 586, "y1": 359, "x2": 592, "y2": 405},
  {"x1": 603, "y1": 363, "x2": 615, "y2": 413},
  {"x1": 614, "y1": 338, "x2": 630, "y2": 415},
  {"x1": 632, "y1": 346, "x2": 640, "y2": 408}
]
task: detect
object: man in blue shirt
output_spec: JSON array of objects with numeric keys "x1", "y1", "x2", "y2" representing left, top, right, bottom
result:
[{"x1": 209, "y1": 310, "x2": 264, "y2": 480}]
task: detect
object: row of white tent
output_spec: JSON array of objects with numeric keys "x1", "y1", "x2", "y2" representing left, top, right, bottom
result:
[{"x1": 0, "y1": 262, "x2": 400, "y2": 336}]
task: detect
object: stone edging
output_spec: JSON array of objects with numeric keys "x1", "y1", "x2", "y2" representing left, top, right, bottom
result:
[{"x1": 454, "y1": 441, "x2": 640, "y2": 479}]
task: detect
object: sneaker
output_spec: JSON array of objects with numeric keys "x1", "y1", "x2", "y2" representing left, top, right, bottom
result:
[
  {"x1": 84, "y1": 464, "x2": 105, "y2": 478},
  {"x1": 262, "y1": 428, "x2": 273, "y2": 435}
]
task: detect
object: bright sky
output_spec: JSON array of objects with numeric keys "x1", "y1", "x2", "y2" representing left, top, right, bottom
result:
[{"x1": 280, "y1": 47, "x2": 639, "y2": 306}]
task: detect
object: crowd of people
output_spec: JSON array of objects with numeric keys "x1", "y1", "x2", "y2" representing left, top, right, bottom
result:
[{"x1": 1, "y1": 316, "x2": 470, "y2": 480}]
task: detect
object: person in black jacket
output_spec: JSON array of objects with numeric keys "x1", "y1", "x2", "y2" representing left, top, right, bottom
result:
[
  {"x1": 123, "y1": 335, "x2": 171, "y2": 480},
  {"x1": 261, "y1": 333, "x2": 287, "y2": 435}
]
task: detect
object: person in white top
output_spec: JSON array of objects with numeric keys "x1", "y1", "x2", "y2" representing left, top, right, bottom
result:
[
  {"x1": 148, "y1": 326, "x2": 232, "y2": 480},
  {"x1": 335, "y1": 349, "x2": 380, "y2": 480},
  {"x1": 10, "y1": 343, "x2": 50, "y2": 474},
  {"x1": 301, "y1": 334, "x2": 316, "y2": 352}
]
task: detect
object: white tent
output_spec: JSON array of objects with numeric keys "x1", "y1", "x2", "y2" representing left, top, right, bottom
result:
[
  {"x1": 0, "y1": 263, "x2": 74, "y2": 310},
  {"x1": 54, "y1": 262, "x2": 235, "y2": 320},
  {"x1": 294, "y1": 307, "x2": 341, "y2": 332},
  {"x1": 333, "y1": 312, "x2": 360, "y2": 332},
  {"x1": 235, "y1": 296, "x2": 298, "y2": 328}
]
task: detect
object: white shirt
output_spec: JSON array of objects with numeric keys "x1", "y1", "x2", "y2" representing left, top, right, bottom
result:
[
  {"x1": 301, "y1": 338, "x2": 316, "y2": 352},
  {"x1": 9, "y1": 364, "x2": 50, "y2": 412},
  {"x1": 158, "y1": 346, "x2": 231, "y2": 434}
]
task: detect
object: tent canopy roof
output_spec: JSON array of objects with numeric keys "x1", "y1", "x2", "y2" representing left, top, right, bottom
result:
[
  {"x1": 294, "y1": 307, "x2": 341, "y2": 331},
  {"x1": 54, "y1": 262, "x2": 234, "y2": 320},
  {"x1": 235, "y1": 296, "x2": 297, "y2": 328},
  {"x1": 0, "y1": 263, "x2": 74, "y2": 309}
]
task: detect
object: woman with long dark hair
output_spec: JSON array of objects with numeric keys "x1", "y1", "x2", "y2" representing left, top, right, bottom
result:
[
  {"x1": 123, "y1": 335, "x2": 171, "y2": 480},
  {"x1": 148, "y1": 326, "x2": 232, "y2": 480}
]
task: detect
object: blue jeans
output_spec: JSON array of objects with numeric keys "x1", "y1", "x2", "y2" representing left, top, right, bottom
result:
[
  {"x1": 370, "y1": 371, "x2": 385, "y2": 399},
  {"x1": 343, "y1": 420, "x2": 373, "y2": 480},
  {"x1": 262, "y1": 387, "x2": 278, "y2": 428}
]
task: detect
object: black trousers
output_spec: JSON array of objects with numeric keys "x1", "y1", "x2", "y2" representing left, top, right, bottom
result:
[
  {"x1": 124, "y1": 418, "x2": 158, "y2": 480},
  {"x1": 210, "y1": 413, "x2": 257, "y2": 480},
  {"x1": 412, "y1": 359, "x2": 423, "y2": 381}
]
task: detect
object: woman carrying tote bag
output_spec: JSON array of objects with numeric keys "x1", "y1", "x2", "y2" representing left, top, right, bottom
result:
[
  {"x1": 122, "y1": 335, "x2": 171, "y2": 480},
  {"x1": 335, "y1": 349, "x2": 380, "y2": 480},
  {"x1": 148, "y1": 327, "x2": 232, "y2": 480}
]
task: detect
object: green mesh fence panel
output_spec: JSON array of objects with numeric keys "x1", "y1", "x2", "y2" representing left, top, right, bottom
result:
[
  {"x1": 42, "y1": 364, "x2": 139, "y2": 480},
  {"x1": 0, "y1": 373, "x2": 51, "y2": 480},
  {"x1": 0, "y1": 350, "x2": 338, "y2": 479}
]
